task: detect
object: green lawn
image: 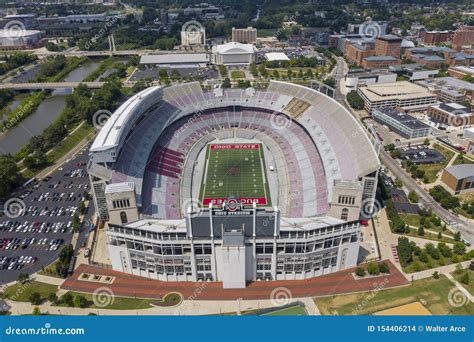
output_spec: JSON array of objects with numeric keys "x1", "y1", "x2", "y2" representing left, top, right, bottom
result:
[
  {"x1": 46, "y1": 123, "x2": 95, "y2": 164},
  {"x1": 200, "y1": 143, "x2": 271, "y2": 206},
  {"x1": 399, "y1": 214, "x2": 454, "y2": 236},
  {"x1": 230, "y1": 70, "x2": 245, "y2": 79},
  {"x1": 418, "y1": 143, "x2": 455, "y2": 183},
  {"x1": 314, "y1": 275, "x2": 473, "y2": 315},
  {"x1": 1, "y1": 281, "x2": 58, "y2": 303},
  {"x1": 58, "y1": 292, "x2": 156, "y2": 310},
  {"x1": 261, "y1": 306, "x2": 307, "y2": 316},
  {"x1": 451, "y1": 270, "x2": 474, "y2": 295}
]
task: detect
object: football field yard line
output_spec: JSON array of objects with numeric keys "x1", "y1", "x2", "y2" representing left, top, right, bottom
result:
[{"x1": 201, "y1": 144, "x2": 270, "y2": 205}]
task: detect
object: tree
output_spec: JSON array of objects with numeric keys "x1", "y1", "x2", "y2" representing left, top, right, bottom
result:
[
  {"x1": 222, "y1": 78, "x2": 231, "y2": 89},
  {"x1": 432, "y1": 271, "x2": 439, "y2": 279},
  {"x1": 378, "y1": 262, "x2": 390, "y2": 274},
  {"x1": 438, "y1": 242, "x2": 452, "y2": 257},
  {"x1": 29, "y1": 292, "x2": 42, "y2": 305},
  {"x1": 408, "y1": 191, "x2": 419, "y2": 203},
  {"x1": 72, "y1": 214, "x2": 81, "y2": 233},
  {"x1": 0, "y1": 154, "x2": 24, "y2": 198},
  {"x1": 74, "y1": 295, "x2": 88, "y2": 308},
  {"x1": 61, "y1": 292, "x2": 74, "y2": 307},
  {"x1": 394, "y1": 178, "x2": 403, "y2": 188},
  {"x1": 469, "y1": 261, "x2": 474, "y2": 271},
  {"x1": 48, "y1": 292, "x2": 58, "y2": 304},
  {"x1": 423, "y1": 138, "x2": 430, "y2": 146},
  {"x1": 355, "y1": 267, "x2": 366, "y2": 277},
  {"x1": 454, "y1": 232, "x2": 461, "y2": 242},
  {"x1": 429, "y1": 247, "x2": 441, "y2": 260},
  {"x1": 367, "y1": 262, "x2": 380, "y2": 275},
  {"x1": 78, "y1": 201, "x2": 86, "y2": 215},
  {"x1": 397, "y1": 237, "x2": 414, "y2": 266},
  {"x1": 419, "y1": 250, "x2": 429, "y2": 263},
  {"x1": 32, "y1": 307, "x2": 41, "y2": 316},
  {"x1": 346, "y1": 90, "x2": 364, "y2": 110},
  {"x1": 17, "y1": 273, "x2": 29, "y2": 283},
  {"x1": 323, "y1": 77, "x2": 336, "y2": 88},
  {"x1": 453, "y1": 242, "x2": 466, "y2": 255},
  {"x1": 417, "y1": 226, "x2": 425, "y2": 236}
]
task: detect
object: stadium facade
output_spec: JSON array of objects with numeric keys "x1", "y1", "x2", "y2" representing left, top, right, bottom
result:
[{"x1": 88, "y1": 81, "x2": 381, "y2": 288}]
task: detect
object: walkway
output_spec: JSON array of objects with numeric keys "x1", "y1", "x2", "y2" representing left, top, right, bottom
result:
[{"x1": 61, "y1": 262, "x2": 408, "y2": 301}]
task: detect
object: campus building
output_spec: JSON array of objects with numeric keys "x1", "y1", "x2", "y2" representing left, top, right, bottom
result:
[
  {"x1": 372, "y1": 107, "x2": 431, "y2": 139},
  {"x1": 211, "y1": 42, "x2": 256, "y2": 65},
  {"x1": 88, "y1": 81, "x2": 380, "y2": 288},
  {"x1": 357, "y1": 81, "x2": 438, "y2": 112},
  {"x1": 441, "y1": 164, "x2": 474, "y2": 195},
  {"x1": 426, "y1": 103, "x2": 474, "y2": 128},
  {"x1": 232, "y1": 27, "x2": 257, "y2": 44}
]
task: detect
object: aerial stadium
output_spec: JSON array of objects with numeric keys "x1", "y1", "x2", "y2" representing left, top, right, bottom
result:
[{"x1": 88, "y1": 81, "x2": 381, "y2": 289}]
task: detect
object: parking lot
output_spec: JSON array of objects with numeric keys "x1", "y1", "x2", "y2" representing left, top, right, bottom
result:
[{"x1": 0, "y1": 147, "x2": 94, "y2": 284}]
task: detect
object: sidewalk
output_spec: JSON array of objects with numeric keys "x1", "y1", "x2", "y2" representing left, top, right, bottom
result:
[{"x1": 6, "y1": 297, "x2": 313, "y2": 316}]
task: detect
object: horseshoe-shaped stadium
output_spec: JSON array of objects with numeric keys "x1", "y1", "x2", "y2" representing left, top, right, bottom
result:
[{"x1": 88, "y1": 81, "x2": 380, "y2": 288}]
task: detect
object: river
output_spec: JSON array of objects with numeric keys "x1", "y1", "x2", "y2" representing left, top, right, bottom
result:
[{"x1": 0, "y1": 61, "x2": 100, "y2": 155}]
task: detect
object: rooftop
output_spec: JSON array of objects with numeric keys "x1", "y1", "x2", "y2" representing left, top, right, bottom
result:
[
  {"x1": 374, "y1": 107, "x2": 431, "y2": 129},
  {"x1": 445, "y1": 164, "x2": 474, "y2": 180},
  {"x1": 140, "y1": 53, "x2": 209, "y2": 65},
  {"x1": 264, "y1": 52, "x2": 290, "y2": 61},
  {"x1": 364, "y1": 55, "x2": 398, "y2": 61},
  {"x1": 105, "y1": 182, "x2": 135, "y2": 194},
  {"x1": 213, "y1": 42, "x2": 255, "y2": 54},
  {"x1": 378, "y1": 34, "x2": 403, "y2": 42},
  {"x1": 359, "y1": 81, "x2": 437, "y2": 102}
]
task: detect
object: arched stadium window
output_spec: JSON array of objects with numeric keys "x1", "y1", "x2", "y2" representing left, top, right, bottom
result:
[
  {"x1": 120, "y1": 211, "x2": 128, "y2": 224},
  {"x1": 341, "y1": 208, "x2": 349, "y2": 221}
]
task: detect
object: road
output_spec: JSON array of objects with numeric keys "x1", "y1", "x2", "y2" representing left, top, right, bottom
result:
[
  {"x1": 380, "y1": 149, "x2": 473, "y2": 243},
  {"x1": 331, "y1": 55, "x2": 473, "y2": 243}
]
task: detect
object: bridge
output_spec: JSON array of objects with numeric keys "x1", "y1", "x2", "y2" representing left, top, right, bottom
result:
[{"x1": 0, "y1": 82, "x2": 106, "y2": 90}]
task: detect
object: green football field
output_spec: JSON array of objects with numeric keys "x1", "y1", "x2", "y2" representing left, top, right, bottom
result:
[{"x1": 200, "y1": 143, "x2": 271, "y2": 207}]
